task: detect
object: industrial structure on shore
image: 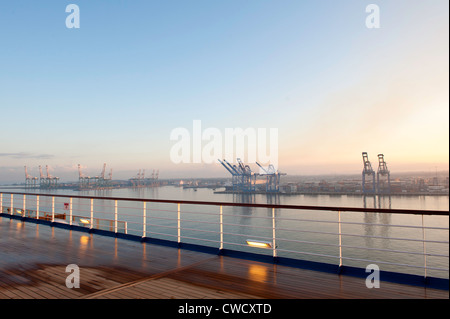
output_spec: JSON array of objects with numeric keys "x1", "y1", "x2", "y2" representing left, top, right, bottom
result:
[
  {"x1": 23, "y1": 164, "x2": 160, "y2": 190},
  {"x1": 78, "y1": 163, "x2": 113, "y2": 190},
  {"x1": 25, "y1": 165, "x2": 60, "y2": 189},
  {"x1": 129, "y1": 169, "x2": 159, "y2": 188},
  {"x1": 18, "y1": 153, "x2": 447, "y2": 196},
  {"x1": 361, "y1": 152, "x2": 391, "y2": 195},
  {"x1": 216, "y1": 153, "x2": 393, "y2": 195},
  {"x1": 218, "y1": 158, "x2": 286, "y2": 193}
]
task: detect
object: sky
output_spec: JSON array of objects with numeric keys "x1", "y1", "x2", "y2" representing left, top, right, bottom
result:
[{"x1": 0, "y1": 0, "x2": 448, "y2": 183}]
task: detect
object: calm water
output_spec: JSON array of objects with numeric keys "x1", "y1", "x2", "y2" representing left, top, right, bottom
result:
[
  {"x1": 7, "y1": 185, "x2": 447, "y2": 209},
  {"x1": 2, "y1": 186, "x2": 449, "y2": 279}
]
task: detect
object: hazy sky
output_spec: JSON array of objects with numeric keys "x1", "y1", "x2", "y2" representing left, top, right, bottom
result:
[{"x1": 0, "y1": 0, "x2": 448, "y2": 183}]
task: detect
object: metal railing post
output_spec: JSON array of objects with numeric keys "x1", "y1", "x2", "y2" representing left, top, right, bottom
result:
[
  {"x1": 69, "y1": 197, "x2": 72, "y2": 225},
  {"x1": 338, "y1": 210, "x2": 343, "y2": 268},
  {"x1": 272, "y1": 207, "x2": 277, "y2": 258},
  {"x1": 23, "y1": 195, "x2": 26, "y2": 217},
  {"x1": 177, "y1": 203, "x2": 181, "y2": 244},
  {"x1": 10, "y1": 194, "x2": 13, "y2": 215},
  {"x1": 114, "y1": 200, "x2": 118, "y2": 233},
  {"x1": 219, "y1": 205, "x2": 223, "y2": 250},
  {"x1": 51, "y1": 197, "x2": 55, "y2": 222},
  {"x1": 422, "y1": 214, "x2": 427, "y2": 279},
  {"x1": 90, "y1": 198, "x2": 94, "y2": 230},
  {"x1": 0, "y1": 193, "x2": 2, "y2": 214},
  {"x1": 36, "y1": 195, "x2": 39, "y2": 219},
  {"x1": 143, "y1": 202, "x2": 147, "y2": 238}
]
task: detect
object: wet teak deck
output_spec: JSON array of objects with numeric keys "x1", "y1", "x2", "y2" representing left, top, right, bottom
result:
[{"x1": 0, "y1": 216, "x2": 447, "y2": 299}]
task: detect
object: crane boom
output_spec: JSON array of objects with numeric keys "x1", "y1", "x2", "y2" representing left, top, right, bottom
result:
[
  {"x1": 218, "y1": 159, "x2": 235, "y2": 175},
  {"x1": 223, "y1": 159, "x2": 240, "y2": 175},
  {"x1": 256, "y1": 162, "x2": 269, "y2": 174},
  {"x1": 362, "y1": 152, "x2": 374, "y2": 174}
]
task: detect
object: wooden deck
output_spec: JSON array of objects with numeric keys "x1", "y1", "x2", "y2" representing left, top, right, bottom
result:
[{"x1": 0, "y1": 216, "x2": 448, "y2": 299}]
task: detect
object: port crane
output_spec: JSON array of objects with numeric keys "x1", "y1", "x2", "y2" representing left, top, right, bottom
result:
[
  {"x1": 218, "y1": 158, "x2": 258, "y2": 192},
  {"x1": 44, "y1": 165, "x2": 59, "y2": 188},
  {"x1": 218, "y1": 159, "x2": 245, "y2": 192},
  {"x1": 78, "y1": 163, "x2": 111, "y2": 189},
  {"x1": 362, "y1": 152, "x2": 376, "y2": 194},
  {"x1": 256, "y1": 162, "x2": 285, "y2": 193},
  {"x1": 24, "y1": 166, "x2": 38, "y2": 188},
  {"x1": 236, "y1": 158, "x2": 257, "y2": 192},
  {"x1": 78, "y1": 164, "x2": 90, "y2": 189},
  {"x1": 130, "y1": 168, "x2": 159, "y2": 187},
  {"x1": 377, "y1": 154, "x2": 391, "y2": 194}
]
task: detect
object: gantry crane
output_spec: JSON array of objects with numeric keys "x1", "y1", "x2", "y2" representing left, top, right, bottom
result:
[
  {"x1": 78, "y1": 163, "x2": 112, "y2": 189},
  {"x1": 130, "y1": 169, "x2": 143, "y2": 187},
  {"x1": 78, "y1": 164, "x2": 90, "y2": 189},
  {"x1": 362, "y1": 152, "x2": 376, "y2": 194},
  {"x1": 218, "y1": 159, "x2": 241, "y2": 192},
  {"x1": 237, "y1": 158, "x2": 258, "y2": 192},
  {"x1": 45, "y1": 165, "x2": 59, "y2": 188},
  {"x1": 38, "y1": 165, "x2": 48, "y2": 188},
  {"x1": 256, "y1": 162, "x2": 285, "y2": 193},
  {"x1": 218, "y1": 158, "x2": 258, "y2": 192},
  {"x1": 130, "y1": 168, "x2": 159, "y2": 188},
  {"x1": 99, "y1": 163, "x2": 108, "y2": 187},
  {"x1": 24, "y1": 166, "x2": 38, "y2": 188},
  {"x1": 377, "y1": 154, "x2": 391, "y2": 194}
]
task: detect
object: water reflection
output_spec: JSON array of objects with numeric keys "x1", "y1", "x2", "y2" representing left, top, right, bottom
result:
[
  {"x1": 232, "y1": 193, "x2": 256, "y2": 204},
  {"x1": 363, "y1": 195, "x2": 392, "y2": 249},
  {"x1": 363, "y1": 195, "x2": 392, "y2": 209},
  {"x1": 79, "y1": 189, "x2": 112, "y2": 197},
  {"x1": 265, "y1": 194, "x2": 280, "y2": 206},
  {"x1": 233, "y1": 193, "x2": 256, "y2": 218},
  {"x1": 378, "y1": 195, "x2": 392, "y2": 209},
  {"x1": 231, "y1": 193, "x2": 281, "y2": 213},
  {"x1": 363, "y1": 195, "x2": 377, "y2": 209}
]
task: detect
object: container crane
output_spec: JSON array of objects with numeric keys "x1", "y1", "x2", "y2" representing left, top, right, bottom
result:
[
  {"x1": 256, "y1": 162, "x2": 285, "y2": 193},
  {"x1": 236, "y1": 158, "x2": 257, "y2": 192},
  {"x1": 219, "y1": 158, "x2": 257, "y2": 192},
  {"x1": 362, "y1": 152, "x2": 376, "y2": 194},
  {"x1": 24, "y1": 166, "x2": 38, "y2": 188},
  {"x1": 377, "y1": 154, "x2": 391, "y2": 194},
  {"x1": 218, "y1": 159, "x2": 241, "y2": 192},
  {"x1": 45, "y1": 165, "x2": 59, "y2": 188},
  {"x1": 78, "y1": 164, "x2": 90, "y2": 189},
  {"x1": 38, "y1": 165, "x2": 48, "y2": 188}
]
